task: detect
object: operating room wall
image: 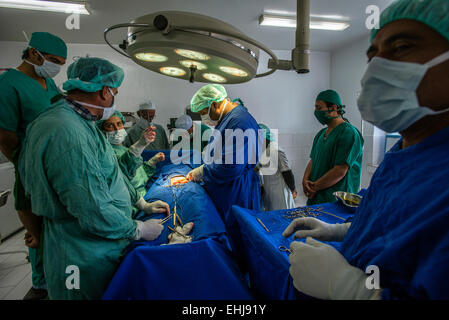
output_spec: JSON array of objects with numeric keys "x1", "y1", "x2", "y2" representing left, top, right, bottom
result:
[
  {"x1": 330, "y1": 35, "x2": 381, "y2": 189},
  {"x1": 0, "y1": 41, "x2": 331, "y2": 206}
]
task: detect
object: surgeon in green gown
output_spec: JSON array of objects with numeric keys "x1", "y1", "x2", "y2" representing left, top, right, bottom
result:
[
  {"x1": 0, "y1": 32, "x2": 67, "y2": 300},
  {"x1": 97, "y1": 111, "x2": 167, "y2": 217},
  {"x1": 302, "y1": 90, "x2": 364, "y2": 205},
  {"x1": 18, "y1": 57, "x2": 169, "y2": 300}
]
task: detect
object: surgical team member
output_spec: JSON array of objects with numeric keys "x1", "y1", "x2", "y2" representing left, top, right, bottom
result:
[
  {"x1": 19, "y1": 57, "x2": 165, "y2": 300},
  {"x1": 283, "y1": 0, "x2": 449, "y2": 300},
  {"x1": 98, "y1": 110, "x2": 168, "y2": 217},
  {"x1": 303, "y1": 90, "x2": 364, "y2": 205},
  {"x1": 171, "y1": 114, "x2": 211, "y2": 152},
  {"x1": 0, "y1": 32, "x2": 67, "y2": 300},
  {"x1": 257, "y1": 124, "x2": 298, "y2": 211},
  {"x1": 124, "y1": 100, "x2": 170, "y2": 150},
  {"x1": 187, "y1": 84, "x2": 262, "y2": 221}
]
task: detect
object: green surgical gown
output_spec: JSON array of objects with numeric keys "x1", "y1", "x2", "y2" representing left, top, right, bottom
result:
[
  {"x1": 124, "y1": 122, "x2": 169, "y2": 151},
  {"x1": 307, "y1": 122, "x2": 364, "y2": 205},
  {"x1": 0, "y1": 68, "x2": 59, "y2": 289},
  {"x1": 18, "y1": 100, "x2": 137, "y2": 300},
  {"x1": 0, "y1": 69, "x2": 59, "y2": 142},
  {"x1": 112, "y1": 145, "x2": 156, "y2": 198}
]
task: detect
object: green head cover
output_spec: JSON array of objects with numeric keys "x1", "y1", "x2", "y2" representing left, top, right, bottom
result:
[
  {"x1": 27, "y1": 32, "x2": 67, "y2": 59},
  {"x1": 63, "y1": 57, "x2": 124, "y2": 93},
  {"x1": 371, "y1": 0, "x2": 449, "y2": 43},
  {"x1": 190, "y1": 84, "x2": 227, "y2": 112}
]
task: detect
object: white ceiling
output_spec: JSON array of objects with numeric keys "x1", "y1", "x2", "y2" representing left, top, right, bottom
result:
[{"x1": 0, "y1": 0, "x2": 394, "y2": 52}]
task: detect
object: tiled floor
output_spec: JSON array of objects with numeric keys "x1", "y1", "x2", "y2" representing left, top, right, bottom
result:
[{"x1": 0, "y1": 229, "x2": 32, "y2": 300}]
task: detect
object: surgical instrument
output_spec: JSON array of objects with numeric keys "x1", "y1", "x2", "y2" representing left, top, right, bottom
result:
[
  {"x1": 256, "y1": 217, "x2": 270, "y2": 232},
  {"x1": 167, "y1": 226, "x2": 190, "y2": 240},
  {"x1": 278, "y1": 246, "x2": 292, "y2": 254}
]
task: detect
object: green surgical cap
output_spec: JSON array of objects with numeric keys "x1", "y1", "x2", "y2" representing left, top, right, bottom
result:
[
  {"x1": 372, "y1": 0, "x2": 449, "y2": 43},
  {"x1": 28, "y1": 32, "x2": 67, "y2": 59},
  {"x1": 97, "y1": 110, "x2": 125, "y2": 130},
  {"x1": 190, "y1": 84, "x2": 227, "y2": 112},
  {"x1": 62, "y1": 57, "x2": 124, "y2": 93},
  {"x1": 316, "y1": 90, "x2": 342, "y2": 106},
  {"x1": 259, "y1": 123, "x2": 275, "y2": 142}
]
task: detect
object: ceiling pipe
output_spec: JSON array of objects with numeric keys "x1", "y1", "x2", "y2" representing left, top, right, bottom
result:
[{"x1": 268, "y1": 0, "x2": 310, "y2": 73}]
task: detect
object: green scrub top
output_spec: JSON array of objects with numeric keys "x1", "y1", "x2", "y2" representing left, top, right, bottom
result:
[
  {"x1": 0, "y1": 69, "x2": 60, "y2": 142},
  {"x1": 124, "y1": 122, "x2": 170, "y2": 151},
  {"x1": 18, "y1": 99, "x2": 137, "y2": 300},
  {"x1": 112, "y1": 144, "x2": 156, "y2": 198},
  {"x1": 308, "y1": 122, "x2": 364, "y2": 205},
  {"x1": 172, "y1": 123, "x2": 211, "y2": 152}
]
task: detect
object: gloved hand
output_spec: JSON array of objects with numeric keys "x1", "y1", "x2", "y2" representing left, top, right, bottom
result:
[
  {"x1": 148, "y1": 152, "x2": 165, "y2": 167},
  {"x1": 187, "y1": 165, "x2": 204, "y2": 182},
  {"x1": 135, "y1": 198, "x2": 170, "y2": 215},
  {"x1": 282, "y1": 217, "x2": 350, "y2": 242},
  {"x1": 129, "y1": 127, "x2": 156, "y2": 157},
  {"x1": 134, "y1": 219, "x2": 164, "y2": 241},
  {"x1": 167, "y1": 222, "x2": 194, "y2": 245},
  {"x1": 289, "y1": 237, "x2": 382, "y2": 300}
]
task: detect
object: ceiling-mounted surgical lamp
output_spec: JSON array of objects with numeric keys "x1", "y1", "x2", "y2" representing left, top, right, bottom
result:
[{"x1": 104, "y1": 11, "x2": 279, "y2": 84}]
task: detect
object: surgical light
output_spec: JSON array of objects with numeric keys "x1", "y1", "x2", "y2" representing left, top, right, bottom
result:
[
  {"x1": 180, "y1": 60, "x2": 207, "y2": 70},
  {"x1": 135, "y1": 52, "x2": 168, "y2": 62},
  {"x1": 175, "y1": 49, "x2": 210, "y2": 61},
  {"x1": 219, "y1": 66, "x2": 248, "y2": 77},
  {"x1": 202, "y1": 73, "x2": 226, "y2": 83},
  {"x1": 104, "y1": 11, "x2": 279, "y2": 84},
  {"x1": 160, "y1": 67, "x2": 186, "y2": 77},
  {"x1": 0, "y1": 0, "x2": 89, "y2": 14}
]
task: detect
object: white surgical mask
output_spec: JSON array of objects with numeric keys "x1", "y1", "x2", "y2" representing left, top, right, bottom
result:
[
  {"x1": 357, "y1": 50, "x2": 449, "y2": 133},
  {"x1": 106, "y1": 129, "x2": 127, "y2": 145},
  {"x1": 25, "y1": 50, "x2": 61, "y2": 78},
  {"x1": 74, "y1": 88, "x2": 117, "y2": 121},
  {"x1": 201, "y1": 100, "x2": 228, "y2": 127}
]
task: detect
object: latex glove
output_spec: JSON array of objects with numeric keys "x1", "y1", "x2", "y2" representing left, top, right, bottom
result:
[
  {"x1": 135, "y1": 198, "x2": 170, "y2": 215},
  {"x1": 148, "y1": 152, "x2": 165, "y2": 167},
  {"x1": 187, "y1": 165, "x2": 204, "y2": 182},
  {"x1": 167, "y1": 222, "x2": 194, "y2": 245},
  {"x1": 129, "y1": 127, "x2": 156, "y2": 157},
  {"x1": 283, "y1": 217, "x2": 350, "y2": 242},
  {"x1": 289, "y1": 237, "x2": 382, "y2": 300},
  {"x1": 134, "y1": 219, "x2": 164, "y2": 241}
]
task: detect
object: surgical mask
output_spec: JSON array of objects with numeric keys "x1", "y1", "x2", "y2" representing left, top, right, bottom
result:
[
  {"x1": 74, "y1": 88, "x2": 116, "y2": 121},
  {"x1": 106, "y1": 129, "x2": 127, "y2": 145},
  {"x1": 357, "y1": 50, "x2": 449, "y2": 133},
  {"x1": 314, "y1": 110, "x2": 339, "y2": 125},
  {"x1": 24, "y1": 50, "x2": 61, "y2": 78},
  {"x1": 201, "y1": 100, "x2": 228, "y2": 126}
]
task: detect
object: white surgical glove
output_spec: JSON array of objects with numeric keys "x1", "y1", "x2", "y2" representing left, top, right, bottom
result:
[
  {"x1": 167, "y1": 222, "x2": 194, "y2": 245},
  {"x1": 135, "y1": 198, "x2": 170, "y2": 215},
  {"x1": 187, "y1": 165, "x2": 204, "y2": 182},
  {"x1": 282, "y1": 217, "x2": 350, "y2": 242},
  {"x1": 129, "y1": 127, "x2": 156, "y2": 157},
  {"x1": 289, "y1": 237, "x2": 382, "y2": 300},
  {"x1": 147, "y1": 152, "x2": 165, "y2": 168},
  {"x1": 134, "y1": 219, "x2": 164, "y2": 241}
]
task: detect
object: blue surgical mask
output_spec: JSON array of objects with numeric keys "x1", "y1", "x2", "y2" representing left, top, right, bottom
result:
[
  {"x1": 357, "y1": 51, "x2": 449, "y2": 133},
  {"x1": 74, "y1": 88, "x2": 116, "y2": 121},
  {"x1": 24, "y1": 50, "x2": 61, "y2": 78}
]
